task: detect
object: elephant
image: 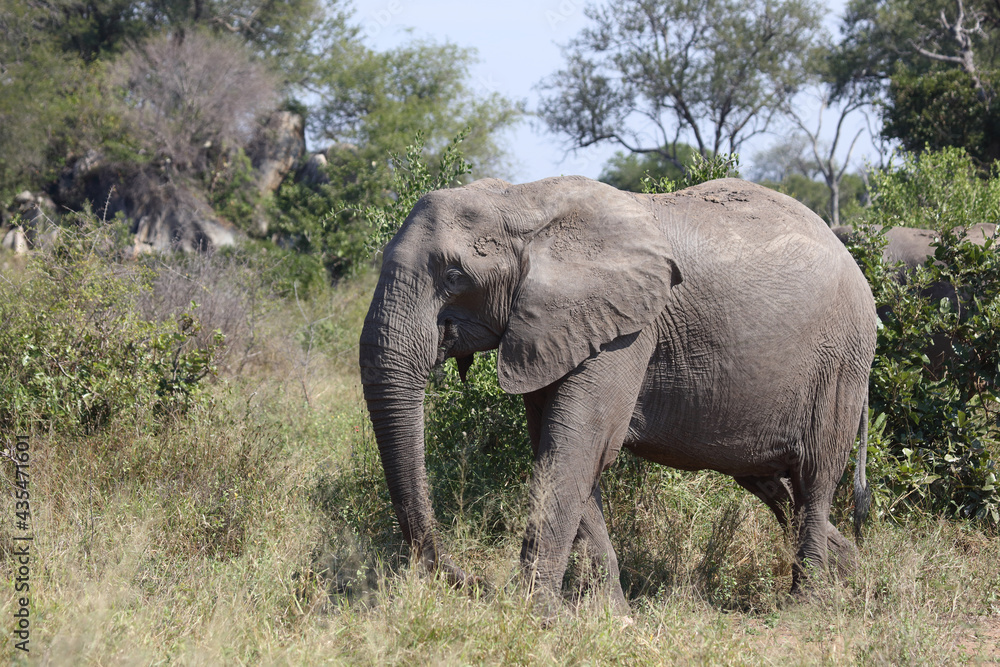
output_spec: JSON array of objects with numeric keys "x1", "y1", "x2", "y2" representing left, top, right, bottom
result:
[
  {"x1": 360, "y1": 176, "x2": 878, "y2": 612},
  {"x1": 831, "y1": 223, "x2": 997, "y2": 269},
  {"x1": 833, "y1": 222, "x2": 998, "y2": 373}
]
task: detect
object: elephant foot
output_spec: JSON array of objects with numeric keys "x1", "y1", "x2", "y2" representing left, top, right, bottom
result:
[
  {"x1": 437, "y1": 556, "x2": 493, "y2": 596},
  {"x1": 826, "y1": 522, "x2": 859, "y2": 580},
  {"x1": 529, "y1": 587, "x2": 565, "y2": 628}
]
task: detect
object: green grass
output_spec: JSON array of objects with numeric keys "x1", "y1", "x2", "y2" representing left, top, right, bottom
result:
[{"x1": 1, "y1": 252, "x2": 999, "y2": 665}]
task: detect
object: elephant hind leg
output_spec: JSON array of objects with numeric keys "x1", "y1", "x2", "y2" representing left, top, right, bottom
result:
[
  {"x1": 734, "y1": 473, "x2": 795, "y2": 530},
  {"x1": 788, "y1": 450, "x2": 857, "y2": 594},
  {"x1": 825, "y1": 521, "x2": 858, "y2": 580},
  {"x1": 784, "y1": 367, "x2": 867, "y2": 595}
]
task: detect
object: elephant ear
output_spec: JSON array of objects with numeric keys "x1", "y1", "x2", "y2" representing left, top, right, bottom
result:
[{"x1": 497, "y1": 184, "x2": 680, "y2": 394}]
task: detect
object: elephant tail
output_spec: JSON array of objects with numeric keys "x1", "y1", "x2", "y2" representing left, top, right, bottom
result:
[{"x1": 853, "y1": 391, "x2": 871, "y2": 544}]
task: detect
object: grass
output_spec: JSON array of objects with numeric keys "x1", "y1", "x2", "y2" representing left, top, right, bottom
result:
[{"x1": 2, "y1": 250, "x2": 999, "y2": 665}]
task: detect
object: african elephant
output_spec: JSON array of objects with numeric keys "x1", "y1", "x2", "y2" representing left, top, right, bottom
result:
[
  {"x1": 360, "y1": 177, "x2": 878, "y2": 611},
  {"x1": 831, "y1": 223, "x2": 996, "y2": 269},
  {"x1": 833, "y1": 223, "x2": 997, "y2": 373}
]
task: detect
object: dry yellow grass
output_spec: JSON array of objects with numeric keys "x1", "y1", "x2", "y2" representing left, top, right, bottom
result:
[{"x1": 2, "y1": 264, "x2": 999, "y2": 665}]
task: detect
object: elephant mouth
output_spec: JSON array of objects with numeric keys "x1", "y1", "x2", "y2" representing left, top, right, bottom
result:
[
  {"x1": 435, "y1": 319, "x2": 461, "y2": 366},
  {"x1": 435, "y1": 318, "x2": 499, "y2": 381}
]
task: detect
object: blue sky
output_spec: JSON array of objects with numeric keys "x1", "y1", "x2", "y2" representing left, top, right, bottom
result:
[{"x1": 349, "y1": 0, "x2": 876, "y2": 184}]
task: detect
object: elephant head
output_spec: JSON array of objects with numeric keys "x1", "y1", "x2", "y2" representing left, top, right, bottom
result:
[{"x1": 358, "y1": 176, "x2": 681, "y2": 581}]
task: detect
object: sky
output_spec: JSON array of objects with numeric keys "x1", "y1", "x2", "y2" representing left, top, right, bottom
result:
[{"x1": 348, "y1": 0, "x2": 877, "y2": 184}]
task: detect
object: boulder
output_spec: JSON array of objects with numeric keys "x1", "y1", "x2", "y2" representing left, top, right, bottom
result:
[
  {"x1": 298, "y1": 152, "x2": 330, "y2": 186},
  {"x1": 53, "y1": 155, "x2": 238, "y2": 254},
  {"x1": 3, "y1": 191, "x2": 57, "y2": 249},
  {"x1": 248, "y1": 110, "x2": 305, "y2": 195},
  {"x1": 1, "y1": 227, "x2": 28, "y2": 254},
  {"x1": 128, "y1": 173, "x2": 237, "y2": 253}
]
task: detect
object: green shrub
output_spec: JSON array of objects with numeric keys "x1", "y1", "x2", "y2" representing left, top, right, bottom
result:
[
  {"x1": 268, "y1": 146, "x2": 380, "y2": 281},
  {"x1": 640, "y1": 152, "x2": 741, "y2": 194},
  {"x1": 207, "y1": 148, "x2": 261, "y2": 231},
  {"x1": 0, "y1": 213, "x2": 221, "y2": 435},
  {"x1": 423, "y1": 352, "x2": 533, "y2": 537},
  {"x1": 847, "y1": 149, "x2": 1000, "y2": 525},
  {"x1": 863, "y1": 147, "x2": 1000, "y2": 232}
]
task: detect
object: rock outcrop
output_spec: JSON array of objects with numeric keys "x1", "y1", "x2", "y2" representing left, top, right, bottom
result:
[
  {"x1": 1, "y1": 191, "x2": 57, "y2": 253},
  {"x1": 2, "y1": 227, "x2": 28, "y2": 254},
  {"x1": 52, "y1": 153, "x2": 238, "y2": 254},
  {"x1": 248, "y1": 111, "x2": 306, "y2": 195}
]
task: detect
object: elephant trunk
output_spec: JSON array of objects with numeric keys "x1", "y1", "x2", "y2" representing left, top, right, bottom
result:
[
  {"x1": 359, "y1": 276, "x2": 474, "y2": 585},
  {"x1": 361, "y1": 379, "x2": 438, "y2": 564}
]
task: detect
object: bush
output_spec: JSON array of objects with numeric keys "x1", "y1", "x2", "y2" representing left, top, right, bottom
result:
[
  {"x1": 639, "y1": 152, "x2": 741, "y2": 195},
  {"x1": 423, "y1": 352, "x2": 533, "y2": 538},
  {"x1": 862, "y1": 147, "x2": 1000, "y2": 232},
  {"x1": 847, "y1": 148, "x2": 1000, "y2": 525},
  {"x1": 0, "y1": 212, "x2": 221, "y2": 435}
]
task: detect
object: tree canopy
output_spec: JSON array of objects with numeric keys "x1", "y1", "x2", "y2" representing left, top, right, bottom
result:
[
  {"x1": 537, "y1": 0, "x2": 826, "y2": 171},
  {"x1": 829, "y1": 0, "x2": 1000, "y2": 166},
  {"x1": 0, "y1": 0, "x2": 522, "y2": 277}
]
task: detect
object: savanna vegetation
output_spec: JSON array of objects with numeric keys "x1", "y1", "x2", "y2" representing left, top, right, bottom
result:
[{"x1": 2, "y1": 0, "x2": 1000, "y2": 664}]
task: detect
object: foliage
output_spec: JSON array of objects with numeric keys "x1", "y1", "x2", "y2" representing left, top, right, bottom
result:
[
  {"x1": 749, "y1": 135, "x2": 869, "y2": 225},
  {"x1": 0, "y1": 0, "x2": 519, "y2": 286},
  {"x1": 307, "y1": 37, "x2": 522, "y2": 179},
  {"x1": 0, "y1": 212, "x2": 221, "y2": 435},
  {"x1": 537, "y1": 0, "x2": 825, "y2": 169},
  {"x1": 846, "y1": 148, "x2": 1000, "y2": 525},
  {"x1": 0, "y1": 3, "x2": 111, "y2": 198},
  {"x1": 598, "y1": 144, "x2": 698, "y2": 192},
  {"x1": 207, "y1": 148, "x2": 261, "y2": 228},
  {"x1": 830, "y1": 0, "x2": 1000, "y2": 96},
  {"x1": 423, "y1": 352, "x2": 533, "y2": 538},
  {"x1": 21, "y1": 0, "x2": 326, "y2": 65},
  {"x1": 864, "y1": 146, "x2": 1000, "y2": 231},
  {"x1": 883, "y1": 67, "x2": 1000, "y2": 167},
  {"x1": 639, "y1": 153, "x2": 742, "y2": 194}
]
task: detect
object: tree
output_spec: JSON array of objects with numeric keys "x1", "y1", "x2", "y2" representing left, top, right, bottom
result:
[
  {"x1": 21, "y1": 0, "x2": 325, "y2": 66},
  {"x1": 307, "y1": 38, "x2": 522, "y2": 178},
  {"x1": 750, "y1": 136, "x2": 867, "y2": 224},
  {"x1": 783, "y1": 87, "x2": 869, "y2": 225},
  {"x1": 830, "y1": 0, "x2": 1000, "y2": 163},
  {"x1": 537, "y1": 0, "x2": 826, "y2": 172},
  {"x1": 113, "y1": 30, "x2": 280, "y2": 173},
  {"x1": 830, "y1": 0, "x2": 1000, "y2": 91},
  {"x1": 883, "y1": 67, "x2": 1000, "y2": 165}
]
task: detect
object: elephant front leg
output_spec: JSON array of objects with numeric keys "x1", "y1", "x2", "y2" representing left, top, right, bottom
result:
[
  {"x1": 570, "y1": 485, "x2": 628, "y2": 612},
  {"x1": 518, "y1": 330, "x2": 655, "y2": 614}
]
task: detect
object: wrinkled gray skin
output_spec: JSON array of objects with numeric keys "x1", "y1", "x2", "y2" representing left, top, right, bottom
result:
[{"x1": 360, "y1": 177, "x2": 878, "y2": 611}]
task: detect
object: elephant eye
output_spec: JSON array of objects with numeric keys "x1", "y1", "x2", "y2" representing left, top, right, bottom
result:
[{"x1": 444, "y1": 266, "x2": 465, "y2": 290}]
